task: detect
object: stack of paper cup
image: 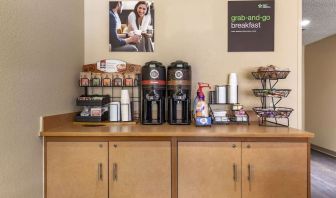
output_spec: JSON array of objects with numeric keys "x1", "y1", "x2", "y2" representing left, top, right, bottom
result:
[
  {"x1": 109, "y1": 102, "x2": 120, "y2": 121},
  {"x1": 121, "y1": 90, "x2": 131, "y2": 121},
  {"x1": 228, "y1": 73, "x2": 238, "y2": 104}
]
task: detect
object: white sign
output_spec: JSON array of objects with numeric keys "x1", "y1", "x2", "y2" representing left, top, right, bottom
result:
[{"x1": 96, "y1": 59, "x2": 127, "y2": 73}]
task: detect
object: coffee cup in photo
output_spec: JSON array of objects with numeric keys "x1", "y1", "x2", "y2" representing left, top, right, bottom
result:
[
  {"x1": 147, "y1": 29, "x2": 153, "y2": 34},
  {"x1": 128, "y1": 31, "x2": 135, "y2": 37},
  {"x1": 147, "y1": 26, "x2": 153, "y2": 34},
  {"x1": 134, "y1": 30, "x2": 142, "y2": 35}
]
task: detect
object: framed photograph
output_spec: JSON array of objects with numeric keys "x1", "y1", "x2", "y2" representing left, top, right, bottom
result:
[{"x1": 109, "y1": 1, "x2": 155, "y2": 52}]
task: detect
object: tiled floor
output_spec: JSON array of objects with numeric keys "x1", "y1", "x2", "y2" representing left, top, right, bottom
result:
[{"x1": 311, "y1": 150, "x2": 336, "y2": 198}]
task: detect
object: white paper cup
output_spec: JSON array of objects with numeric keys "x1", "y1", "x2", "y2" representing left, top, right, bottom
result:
[
  {"x1": 120, "y1": 90, "x2": 130, "y2": 104},
  {"x1": 121, "y1": 104, "x2": 130, "y2": 121},
  {"x1": 120, "y1": 89, "x2": 131, "y2": 121},
  {"x1": 109, "y1": 102, "x2": 120, "y2": 121},
  {"x1": 229, "y1": 73, "x2": 238, "y2": 85},
  {"x1": 228, "y1": 85, "x2": 238, "y2": 104}
]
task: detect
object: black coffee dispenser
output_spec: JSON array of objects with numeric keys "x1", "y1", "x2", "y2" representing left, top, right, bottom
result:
[
  {"x1": 167, "y1": 61, "x2": 192, "y2": 125},
  {"x1": 141, "y1": 61, "x2": 166, "y2": 125}
]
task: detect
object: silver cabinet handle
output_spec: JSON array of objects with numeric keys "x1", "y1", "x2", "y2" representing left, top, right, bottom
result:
[
  {"x1": 233, "y1": 163, "x2": 237, "y2": 182},
  {"x1": 248, "y1": 164, "x2": 252, "y2": 191},
  {"x1": 98, "y1": 163, "x2": 103, "y2": 181},
  {"x1": 113, "y1": 163, "x2": 118, "y2": 182}
]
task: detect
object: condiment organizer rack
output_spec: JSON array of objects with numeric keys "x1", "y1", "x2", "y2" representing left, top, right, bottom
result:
[
  {"x1": 209, "y1": 103, "x2": 250, "y2": 125},
  {"x1": 77, "y1": 74, "x2": 141, "y2": 123},
  {"x1": 75, "y1": 95, "x2": 110, "y2": 122},
  {"x1": 252, "y1": 70, "x2": 293, "y2": 127}
]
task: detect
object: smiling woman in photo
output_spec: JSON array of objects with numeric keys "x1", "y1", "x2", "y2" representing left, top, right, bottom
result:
[
  {"x1": 127, "y1": 1, "x2": 151, "y2": 33},
  {"x1": 127, "y1": 1, "x2": 154, "y2": 52},
  {"x1": 108, "y1": 1, "x2": 155, "y2": 53}
]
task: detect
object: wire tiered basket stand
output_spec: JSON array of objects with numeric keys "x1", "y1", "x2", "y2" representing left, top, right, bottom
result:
[{"x1": 252, "y1": 68, "x2": 293, "y2": 127}]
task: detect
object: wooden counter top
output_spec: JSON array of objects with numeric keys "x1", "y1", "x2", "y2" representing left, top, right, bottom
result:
[
  {"x1": 40, "y1": 122, "x2": 314, "y2": 138},
  {"x1": 39, "y1": 113, "x2": 314, "y2": 138}
]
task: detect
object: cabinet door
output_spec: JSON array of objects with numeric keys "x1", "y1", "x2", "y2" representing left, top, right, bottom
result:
[
  {"x1": 242, "y1": 142, "x2": 308, "y2": 198},
  {"x1": 109, "y1": 141, "x2": 171, "y2": 198},
  {"x1": 178, "y1": 142, "x2": 241, "y2": 198},
  {"x1": 46, "y1": 142, "x2": 108, "y2": 198}
]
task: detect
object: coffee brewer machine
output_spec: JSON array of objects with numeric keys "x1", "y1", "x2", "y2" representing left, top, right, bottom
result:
[
  {"x1": 167, "y1": 61, "x2": 192, "y2": 125},
  {"x1": 141, "y1": 61, "x2": 166, "y2": 125}
]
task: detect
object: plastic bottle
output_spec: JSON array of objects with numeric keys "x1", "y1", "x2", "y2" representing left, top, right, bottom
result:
[{"x1": 194, "y1": 83, "x2": 211, "y2": 118}]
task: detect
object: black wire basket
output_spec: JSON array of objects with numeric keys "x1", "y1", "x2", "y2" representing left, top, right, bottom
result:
[
  {"x1": 253, "y1": 107, "x2": 294, "y2": 119},
  {"x1": 252, "y1": 71, "x2": 290, "y2": 80},
  {"x1": 252, "y1": 89, "x2": 291, "y2": 98}
]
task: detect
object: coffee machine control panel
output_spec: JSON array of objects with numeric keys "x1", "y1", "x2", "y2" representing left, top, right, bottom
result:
[
  {"x1": 145, "y1": 93, "x2": 160, "y2": 101},
  {"x1": 173, "y1": 93, "x2": 186, "y2": 101}
]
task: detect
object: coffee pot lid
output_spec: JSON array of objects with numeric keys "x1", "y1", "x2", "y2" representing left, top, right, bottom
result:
[
  {"x1": 169, "y1": 60, "x2": 190, "y2": 68},
  {"x1": 144, "y1": 61, "x2": 164, "y2": 68}
]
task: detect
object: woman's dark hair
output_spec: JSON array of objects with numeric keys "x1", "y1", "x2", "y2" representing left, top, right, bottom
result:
[
  {"x1": 133, "y1": 1, "x2": 150, "y2": 17},
  {"x1": 110, "y1": 1, "x2": 122, "y2": 10}
]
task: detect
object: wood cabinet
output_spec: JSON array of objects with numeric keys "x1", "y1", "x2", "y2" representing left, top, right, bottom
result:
[
  {"x1": 46, "y1": 141, "x2": 171, "y2": 198},
  {"x1": 241, "y1": 142, "x2": 308, "y2": 198},
  {"x1": 45, "y1": 140, "x2": 309, "y2": 198},
  {"x1": 109, "y1": 141, "x2": 171, "y2": 198},
  {"x1": 42, "y1": 116, "x2": 313, "y2": 198},
  {"x1": 178, "y1": 142, "x2": 308, "y2": 198},
  {"x1": 178, "y1": 142, "x2": 241, "y2": 198},
  {"x1": 46, "y1": 142, "x2": 108, "y2": 198}
]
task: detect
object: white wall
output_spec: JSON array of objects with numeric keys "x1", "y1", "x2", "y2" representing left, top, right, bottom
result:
[
  {"x1": 305, "y1": 35, "x2": 336, "y2": 152},
  {"x1": 0, "y1": 1, "x2": 84, "y2": 197}
]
